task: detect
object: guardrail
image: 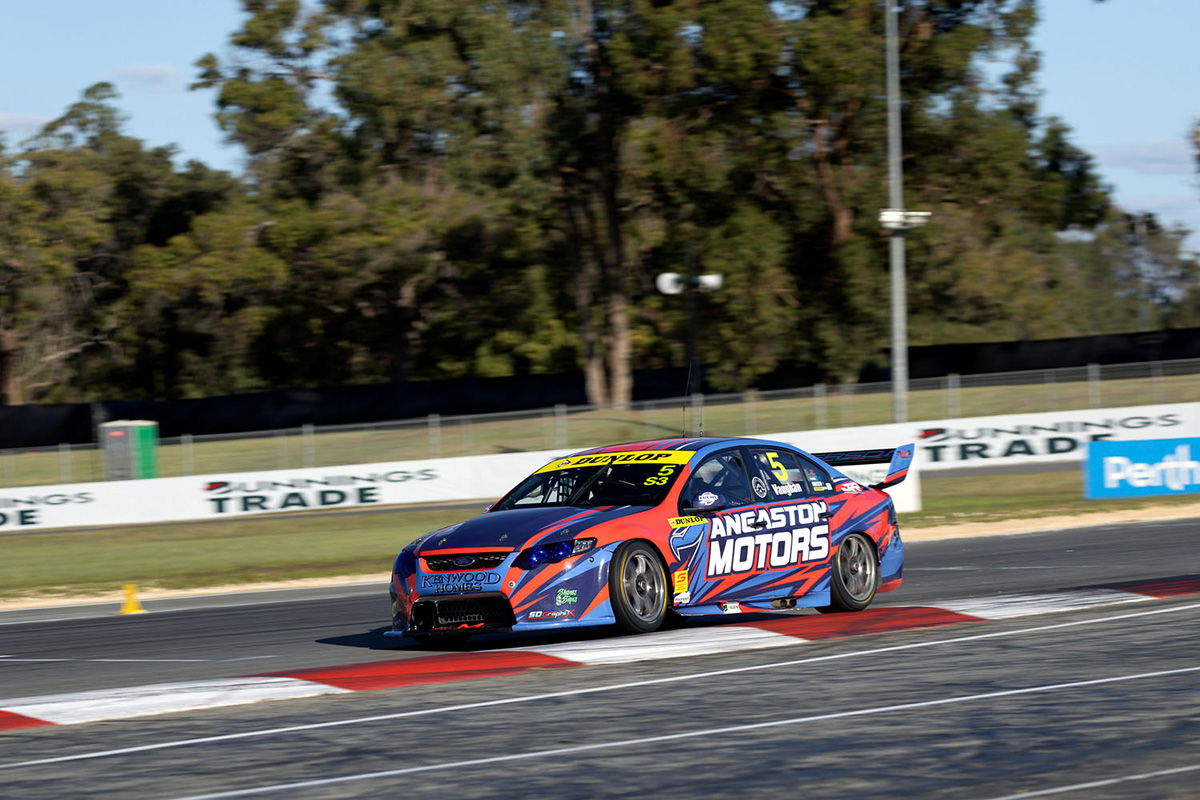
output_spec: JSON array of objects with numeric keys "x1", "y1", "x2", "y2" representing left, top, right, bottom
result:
[{"x1": 3, "y1": 358, "x2": 1198, "y2": 488}]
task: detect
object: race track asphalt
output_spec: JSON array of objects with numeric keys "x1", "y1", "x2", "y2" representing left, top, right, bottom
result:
[{"x1": 1, "y1": 517, "x2": 1198, "y2": 799}]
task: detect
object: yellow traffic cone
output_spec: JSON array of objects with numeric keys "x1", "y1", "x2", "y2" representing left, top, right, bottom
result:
[{"x1": 119, "y1": 583, "x2": 147, "y2": 614}]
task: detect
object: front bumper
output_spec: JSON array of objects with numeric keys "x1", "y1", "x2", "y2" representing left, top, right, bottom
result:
[
  {"x1": 390, "y1": 543, "x2": 618, "y2": 638},
  {"x1": 406, "y1": 592, "x2": 516, "y2": 634}
]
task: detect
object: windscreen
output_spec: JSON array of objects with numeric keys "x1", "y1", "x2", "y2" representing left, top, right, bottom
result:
[{"x1": 492, "y1": 451, "x2": 690, "y2": 510}]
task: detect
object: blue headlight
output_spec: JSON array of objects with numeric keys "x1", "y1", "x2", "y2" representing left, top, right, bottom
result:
[
  {"x1": 394, "y1": 550, "x2": 416, "y2": 574},
  {"x1": 515, "y1": 538, "x2": 596, "y2": 570}
]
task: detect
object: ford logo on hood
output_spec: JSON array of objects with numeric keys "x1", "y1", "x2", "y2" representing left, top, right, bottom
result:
[{"x1": 452, "y1": 556, "x2": 476, "y2": 567}]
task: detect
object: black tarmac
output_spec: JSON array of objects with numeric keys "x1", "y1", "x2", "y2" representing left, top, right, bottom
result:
[{"x1": 1, "y1": 517, "x2": 1198, "y2": 799}]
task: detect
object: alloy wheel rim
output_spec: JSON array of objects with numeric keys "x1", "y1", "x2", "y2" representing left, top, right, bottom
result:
[
  {"x1": 623, "y1": 552, "x2": 663, "y2": 621},
  {"x1": 840, "y1": 535, "x2": 876, "y2": 601}
]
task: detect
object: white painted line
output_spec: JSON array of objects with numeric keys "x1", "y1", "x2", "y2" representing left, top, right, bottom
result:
[
  {"x1": 0, "y1": 656, "x2": 277, "y2": 664},
  {"x1": 907, "y1": 566, "x2": 1111, "y2": 571},
  {"x1": 939, "y1": 590, "x2": 1150, "y2": 620},
  {"x1": 524, "y1": 625, "x2": 800, "y2": 665},
  {"x1": 5, "y1": 601, "x2": 1197, "y2": 770},
  {"x1": 169, "y1": 664, "x2": 1200, "y2": 800},
  {"x1": 981, "y1": 762, "x2": 1200, "y2": 799},
  {"x1": 1, "y1": 677, "x2": 349, "y2": 725}
]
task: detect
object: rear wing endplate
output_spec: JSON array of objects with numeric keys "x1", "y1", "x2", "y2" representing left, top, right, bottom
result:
[{"x1": 812, "y1": 443, "x2": 914, "y2": 490}]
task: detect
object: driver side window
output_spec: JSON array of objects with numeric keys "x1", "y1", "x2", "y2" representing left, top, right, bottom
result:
[{"x1": 681, "y1": 451, "x2": 752, "y2": 510}]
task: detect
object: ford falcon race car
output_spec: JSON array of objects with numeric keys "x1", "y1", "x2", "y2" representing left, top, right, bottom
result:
[{"x1": 387, "y1": 437, "x2": 912, "y2": 642}]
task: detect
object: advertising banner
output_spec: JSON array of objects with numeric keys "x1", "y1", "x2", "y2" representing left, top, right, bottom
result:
[
  {"x1": 0, "y1": 451, "x2": 560, "y2": 533},
  {"x1": 0, "y1": 437, "x2": 921, "y2": 532},
  {"x1": 768, "y1": 402, "x2": 1200, "y2": 472},
  {"x1": 1084, "y1": 437, "x2": 1200, "y2": 499}
]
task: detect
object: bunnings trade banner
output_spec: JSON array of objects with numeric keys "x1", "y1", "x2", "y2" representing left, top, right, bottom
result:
[{"x1": 768, "y1": 402, "x2": 1200, "y2": 472}]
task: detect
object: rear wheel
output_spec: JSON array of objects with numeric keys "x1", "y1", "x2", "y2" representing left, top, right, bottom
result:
[
  {"x1": 609, "y1": 541, "x2": 668, "y2": 633},
  {"x1": 819, "y1": 532, "x2": 878, "y2": 612}
]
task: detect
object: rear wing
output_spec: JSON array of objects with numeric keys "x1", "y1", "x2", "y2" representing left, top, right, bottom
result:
[{"x1": 812, "y1": 444, "x2": 914, "y2": 490}]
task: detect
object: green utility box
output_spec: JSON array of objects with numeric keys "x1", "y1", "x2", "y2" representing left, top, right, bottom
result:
[{"x1": 100, "y1": 420, "x2": 159, "y2": 480}]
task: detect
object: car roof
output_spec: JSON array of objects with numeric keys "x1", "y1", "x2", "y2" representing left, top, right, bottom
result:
[{"x1": 571, "y1": 437, "x2": 797, "y2": 458}]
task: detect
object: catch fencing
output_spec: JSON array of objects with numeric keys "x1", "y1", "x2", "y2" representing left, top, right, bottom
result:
[{"x1": 3, "y1": 358, "x2": 1198, "y2": 489}]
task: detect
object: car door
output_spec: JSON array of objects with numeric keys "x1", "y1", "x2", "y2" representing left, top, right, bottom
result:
[
  {"x1": 672, "y1": 448, "x2": 755, "y2": 607},
  {"x1": 694, "y1": 446, "x2": 833, "y2": 605}
]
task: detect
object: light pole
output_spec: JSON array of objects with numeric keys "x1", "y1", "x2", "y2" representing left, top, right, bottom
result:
[
  {"x1": 880, "y1": 0, "x2": 928, "y2": 423},
  {"x1": 656, "y1": 269, "x2": 723, "y2": 425}
]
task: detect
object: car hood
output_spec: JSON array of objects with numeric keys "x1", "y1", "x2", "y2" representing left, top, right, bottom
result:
[{"x1": 415, "y1": 505, "x2": 650, "y2": 553}]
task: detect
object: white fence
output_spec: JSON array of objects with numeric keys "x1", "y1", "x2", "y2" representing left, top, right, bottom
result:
[
  {"x1": 7, "y1": 401, "x2": 1199, "y2": 532},
  {"x1": 4, "y1": 357, "x2": 1198, "y2": 489}
]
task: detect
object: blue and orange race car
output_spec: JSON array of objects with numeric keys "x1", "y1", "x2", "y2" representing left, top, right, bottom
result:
[{"x1": 387, "y1": 437, "x2": 913, "y2": 642}]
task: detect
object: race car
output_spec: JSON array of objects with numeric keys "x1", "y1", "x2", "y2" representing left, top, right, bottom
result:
[{"x1": 386, "y1": 437, "x2": 912, "y2": 642}]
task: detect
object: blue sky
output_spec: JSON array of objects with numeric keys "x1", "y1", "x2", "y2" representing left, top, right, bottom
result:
[{"x1": 1, "y1": 1, "x2": 1196, "y2": 250}]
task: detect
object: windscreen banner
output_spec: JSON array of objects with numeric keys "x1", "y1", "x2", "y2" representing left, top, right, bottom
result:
[{"x1": 1084, "y1": 437, "x2": 1200, "y2": 499}]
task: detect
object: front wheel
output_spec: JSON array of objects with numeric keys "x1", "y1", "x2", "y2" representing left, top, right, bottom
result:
[
  {"x1": 609, "y1": 541, "x2": 668, "y2": 633},
  {"x1": 819, "y1": 532, "x2": 878, "y2": 613}
]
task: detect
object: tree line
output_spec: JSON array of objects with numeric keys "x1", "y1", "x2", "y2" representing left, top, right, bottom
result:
[{"x1": 2, "y1": 0, "x2": 1197, "y2": 408}]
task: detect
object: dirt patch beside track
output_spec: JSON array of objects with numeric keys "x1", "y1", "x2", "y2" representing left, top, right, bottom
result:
[{"x1": 901, "y1": 502, "x2": 1200, "y2": 541}]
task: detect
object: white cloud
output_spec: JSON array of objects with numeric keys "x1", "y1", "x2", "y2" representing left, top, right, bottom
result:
[
  {"x1": 0, "y1": 112, "x2": 52, "y2": 140},
  {"x1": 115, "y1": 63, "x2": 182, "y2": 94},
  {"x1": 1090, "y1": 140, "x2": 1193, "y2": 176}
]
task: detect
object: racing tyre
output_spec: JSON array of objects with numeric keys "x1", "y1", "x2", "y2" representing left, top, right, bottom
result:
[
  {"x1": 609, "y1": 541, "x2": 668, "y2": 634},
  {"x1": 818, "y1": 532, "x2": 878, "y2": 613}
]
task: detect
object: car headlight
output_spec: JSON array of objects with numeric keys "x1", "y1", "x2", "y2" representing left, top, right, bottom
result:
[
  {"x1": 394, "y1": 550, "x2": 416, "y2": 574},
  {"x1": 514, "y1": 538, "x2": 596, "y2": 570}
]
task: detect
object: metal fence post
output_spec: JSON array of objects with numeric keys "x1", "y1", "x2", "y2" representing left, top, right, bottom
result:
[
  {"x1": 1152, "y1": 359, "x2": 1164, "y2": 403},
  {"x1": 542, "y1": 408, "x2": 555, "y2": 450},
  {"x1": 554, "y1": 404, "x2": 567, "y2": 449},
  {"x1": 275, "y1": 430, "x2": 288, "y2": 470},
  {"x1": 302, "y1": 423, "x2": 316, "y2": 467},
  {"x1": 181, "y1": 433, "x2": 194, "y2": 475},
  {"x1": 814, "y1": 383, "x2": 827, "y2": 429},
  {"x1": 460, "y1": 418, "x2": 473, "y2": 457},
  {"x1": 58, "y1": 443, "x2": 72, "y2": 483},
  {"x1": 690, "y1": 393, "x2": 704, "y2": 436},
  {"x1": 741, "y1": 391, "x2": 757, "y2": 437},
  {"x1": 947, "y1": 373, "x2": 960, "y2": 419},
  {"x1": 840, "y1": 383, "x2": 854, "y2": 427},
  {"x1": 427, "y1": 413, "x2": 441, "y2": 458},
  {"x1": 1087, "y1": 362, "x2": 1101, "y2": 408}
]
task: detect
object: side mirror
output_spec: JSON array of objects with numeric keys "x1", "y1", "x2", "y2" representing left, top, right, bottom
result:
[{"x1": 681, "y1": 506, "x2": 722, "y2": 516}]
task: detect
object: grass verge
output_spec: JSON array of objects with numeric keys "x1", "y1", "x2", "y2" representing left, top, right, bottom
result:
[
  {"x1": 2, "y1": 470, "x2": 1197, "y2": 602},
  {"x1": 902, "y1": 469, "x2": 1200, "y2": 528},
  {"x1": 0, "y1": 507, "x2": 465, "y2": 602}
]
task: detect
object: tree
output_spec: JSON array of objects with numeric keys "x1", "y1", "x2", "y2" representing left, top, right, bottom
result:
[
  {"x1": 0, "y1": 84, "x2": 241, "y2": 404},
  {"x1": 10, "y1": 1, "x2": 1176, "y2": 411}
]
